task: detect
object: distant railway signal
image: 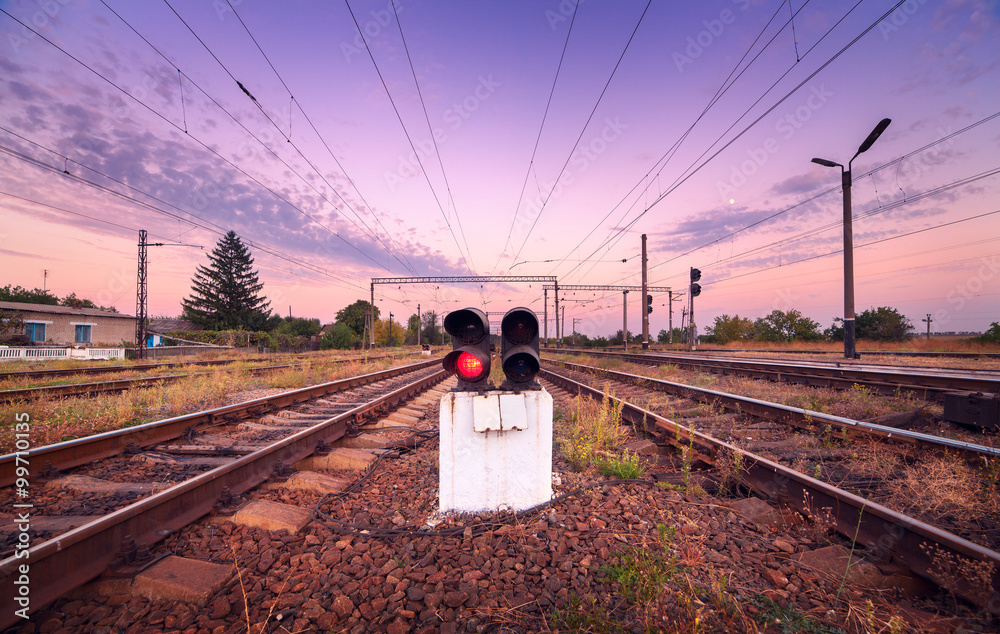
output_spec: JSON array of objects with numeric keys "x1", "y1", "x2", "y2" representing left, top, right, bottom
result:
[
  {"x1": 690, "y1": 268, "x2": 702, "y2": 297},
  {"x1": 443, "y1": 308, "x2": 492, "y2": 390}
]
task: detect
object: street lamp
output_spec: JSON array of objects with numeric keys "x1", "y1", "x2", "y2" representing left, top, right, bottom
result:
[{"x1": 812, "y1": 117, "x2": 891, "y2": 360}]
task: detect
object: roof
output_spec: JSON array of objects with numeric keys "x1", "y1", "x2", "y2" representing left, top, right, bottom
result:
[
  {"x1": 0, "y1": 301, "x2": 134, "y2": 319},
  {"x1": 147, "y1": 318, "x2": 204, "y2": 333}
]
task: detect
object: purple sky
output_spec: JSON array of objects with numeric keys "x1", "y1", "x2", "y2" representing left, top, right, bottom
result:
[{"x1": 1, "y1": 0, "x2": 998, "y2": 337}]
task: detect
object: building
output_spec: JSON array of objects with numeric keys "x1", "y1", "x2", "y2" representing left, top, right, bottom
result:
[{"x1": 0, "y1": 301, "x2": 136, "y2": 347}]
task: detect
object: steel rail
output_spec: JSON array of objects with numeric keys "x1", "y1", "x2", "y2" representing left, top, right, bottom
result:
[
  {"x1": 540, "y1": 367, "x2": 1000, "y2": 614},
  {"x1": 0, "y1": 350, "x2": 418, "y2": 382},
  {"x1": 0, "y1": 364, "x2": 307, "y2": 403},
  {"x1": 0, "y1": 367, "x2": 447, "y2": 627},
  {"x1": 644, "y1": 347, "x2": 1000, "y2": 360},
  {"x1": 555, "y1": 350, "x2": 1000, "y2": 400},
  {"x1": 0, "y1": 358, "x2": 441, "y2": 487},
  {"x1": 549, "y1": 360, "x2": 1000, "y2": 460},
  {"x1": 0, "y1": 357, "x2": 268, "y2": 381}
]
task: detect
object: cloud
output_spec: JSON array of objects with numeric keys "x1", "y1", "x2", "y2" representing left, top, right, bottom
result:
[{"x1": 768, "y1": 170, "x2": 829, "y2": 197}]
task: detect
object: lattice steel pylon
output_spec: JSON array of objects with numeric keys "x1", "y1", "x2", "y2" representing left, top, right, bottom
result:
[{"x1": 135, "y1": 230, "x2": 148, "y2": 360}]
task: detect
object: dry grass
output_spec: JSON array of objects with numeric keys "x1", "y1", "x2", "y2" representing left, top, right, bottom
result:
[
  {"x1": 556, "y1": 353, "x2": 927, "y2": 423},
  {"x1": 884, "y1": 454, "x2": 1000, "y2": 525},
  {"x1": 556, "y1": 390, "x2": 631, "y2": 472},
  {"x1": 0, "y1": 355, "x2": 403, "y2": 454}
]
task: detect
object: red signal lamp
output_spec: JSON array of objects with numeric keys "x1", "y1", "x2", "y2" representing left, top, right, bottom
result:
[{"x1": 455, "y1": 351, "x2": 486, "y2": 380}]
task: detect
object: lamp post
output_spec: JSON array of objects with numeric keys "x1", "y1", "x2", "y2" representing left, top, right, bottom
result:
[{"x1": 812, "y1": 118, "x2": 891, "y2": 360}]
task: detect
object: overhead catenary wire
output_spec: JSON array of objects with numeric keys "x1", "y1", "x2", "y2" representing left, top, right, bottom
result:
[
  {"x1": 646, "y1": 159, "x2": 1000, "y2": 288},
  {"x1": 565, "y1": 0, "x2": 885, "y2": 283},
  {"x1": 105, "y1": 0, "x2": 416, "y2": 276},
  {"x1": 0, "y1": 6, "x2": 396, "y2": 278},
  {"x1": 388, "y1": 0, "x2": 483, "y2": 305},
  {"x1": 216, "y1": 0, "x2": 419, "y2": 276},
  {"x1": 0, "y1": 133, "x2": 369, "y2": 292},
  {"x1": 491, "y1": 0, "x2": 582, "y2": 277},
  {"x1": 342, "y1": 0, "x2": 479, "y2": 280},
  {"x1": 557, "y1": 0, "x2": 800, "y2": 284},
  {"x1": 628, "y1": 108, "x2": 1000, "y2": 281},
  {"x1": 696, "y1": 207, "x2": 1000, "y2": 289},
  {"x1": 506, "y1": 0, "x2": 655, "y2": 273}
]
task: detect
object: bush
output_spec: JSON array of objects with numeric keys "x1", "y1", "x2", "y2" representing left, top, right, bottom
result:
[
  {"x1": 974, "y1": 322, "x2": 1000, "y2": 344},
  {"x1": 320, "y1": 322, "x2": 360, "y2": 350}
]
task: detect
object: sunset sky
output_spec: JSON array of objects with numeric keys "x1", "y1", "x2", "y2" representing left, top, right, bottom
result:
[{"x1": 1, "y1": 0, "x2": 998, "y2": 338}]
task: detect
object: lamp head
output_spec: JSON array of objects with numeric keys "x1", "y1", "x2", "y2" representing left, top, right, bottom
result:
[
  {"x1": 856, "y1": 118, "x2": 891, "y2": 156},
  {"x1": 811, "y1": 158, "x2": 841, "y2": 168}
]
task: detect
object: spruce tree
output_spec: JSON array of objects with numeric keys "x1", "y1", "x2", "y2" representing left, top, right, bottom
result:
[{"x1": 182, "y1": 231, "x2": 271, "y2": 330}]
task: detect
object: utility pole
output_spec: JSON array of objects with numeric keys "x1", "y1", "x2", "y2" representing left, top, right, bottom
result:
[
  {"x1": 417, "y1": 304, "x2": 421, "y2": 346},
  {"x1": 641, "y1": 234, "x2": 649, "y2": 350},
  {"x1": 668, "y1": 291, "x2": 674, "y2": 344},
  {"x1": 572, "y1": 318, "x2": 581, "y2": 346},
  {"x1": 543, "y1": 289, "x2": 548, "y2": 348},
  {"x1": 923, "y1": 313, "x2": 933, "y2": 340},
  {"x1": 622, "y1": 290, "x2": 629, "y2": 350},
  {"x1": 388, "y1": 312, "x2": 393, "y2": 347},
  {"x1": 554, "y1": 281, "x2": 560, "y2": 349},
  {"x1": 561, "y1": 305, "x2": 565, "y2": 346},
  {"x1": 43, "y1": 269, "x2": 48, "y2": 292}
]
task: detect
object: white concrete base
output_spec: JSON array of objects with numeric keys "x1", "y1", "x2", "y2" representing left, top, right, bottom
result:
[{"x1": 439, "y1": 389, "x2": 553, "y2": 513}]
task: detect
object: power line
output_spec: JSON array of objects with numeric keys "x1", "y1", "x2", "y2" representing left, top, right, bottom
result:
[
  {"x1": 389, "y1": 0, "x2": 478, "y2": 301},
  {"x1": 507, "y1": 0, "x2": 654, "y2": 270},
  {"x1": 567, "y1": 0, "x2": 890, "y2": 280},
  {"x1": 342, "y1": 0, "x2": 478, "y2": 278},
  {"x1": 684, "y1": 207, "x2": 1000, "y2": 289},
  {"x1": 219, "y1": 0, "x2": 416, "y2": 276},
  {"x1": 558, "y1": 0, "x2": 801, "y2": 283},
  {"x1": 0, "y1": 6, "x2": 401, "y2": 277},
  {"x1": 629, "y1": 108, "x2": 1000, "y2": 281},
  {"x1": 0, "y1": 132, "x2": 368, "y2": 291},
  {"x1": 493, "y1": 0, "x2": 582, "y2": 274},
  {"x1": 108, "y1": 0, "x2": 415, "y2": 275}
]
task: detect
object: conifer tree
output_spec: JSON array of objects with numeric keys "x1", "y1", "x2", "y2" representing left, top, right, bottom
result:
[{"x1": 182, "y1": 231, "x2": 271, "y2": 330}]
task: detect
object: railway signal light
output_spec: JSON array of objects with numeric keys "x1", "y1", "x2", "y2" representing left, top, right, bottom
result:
[
  {"x1": 690, "y1": 267, "x2": 702, "y2": 297},
  {"x1": 443, "y1": 308, "x2": 492, "y2": 390},
  {"x1": 647, "y1": 294, "x2": 653, "y2": 315},
  {"x1": 500, "y1": 307, "x2": 540, "y2": 389}
]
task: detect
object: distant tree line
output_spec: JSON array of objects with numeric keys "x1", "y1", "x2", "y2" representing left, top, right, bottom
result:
[
  {"x1": 0, "y1": 284, "x2": 119, "y2": 312},
  {"x1": 702, "y1": 307, "x2": 915, "y2": 344}
]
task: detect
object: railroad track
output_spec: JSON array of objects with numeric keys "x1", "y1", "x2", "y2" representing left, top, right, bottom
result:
[
  {"x1": 0, "y1": 352, "x2": 423, "y2": 403},
  {"x1": 597, "y1": 346, "x2": 1000, "y2": 360},
  {"x1": 0, "y1": 358, "x2": 446, "y2": 627},
  {"x1": 540, "y1": 363, "x2": 1000, "y2": 615},
  {"x1": 5, "y1": 355, "x2": 999, "y2": 628},
  {"x1": 553, "y1": 349, "x2": 1000, "y2": 401}
]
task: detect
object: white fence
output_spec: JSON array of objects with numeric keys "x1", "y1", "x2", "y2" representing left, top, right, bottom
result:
[
  {"x1": 84, "y1": 348, "x2": 125, "y2": 360},
  {"x1": 0, "y1": 347, "x2": 71, "y2": 361},
  {"x1": 0, "y1": 347, "x2": 125, "y2": 361}
]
